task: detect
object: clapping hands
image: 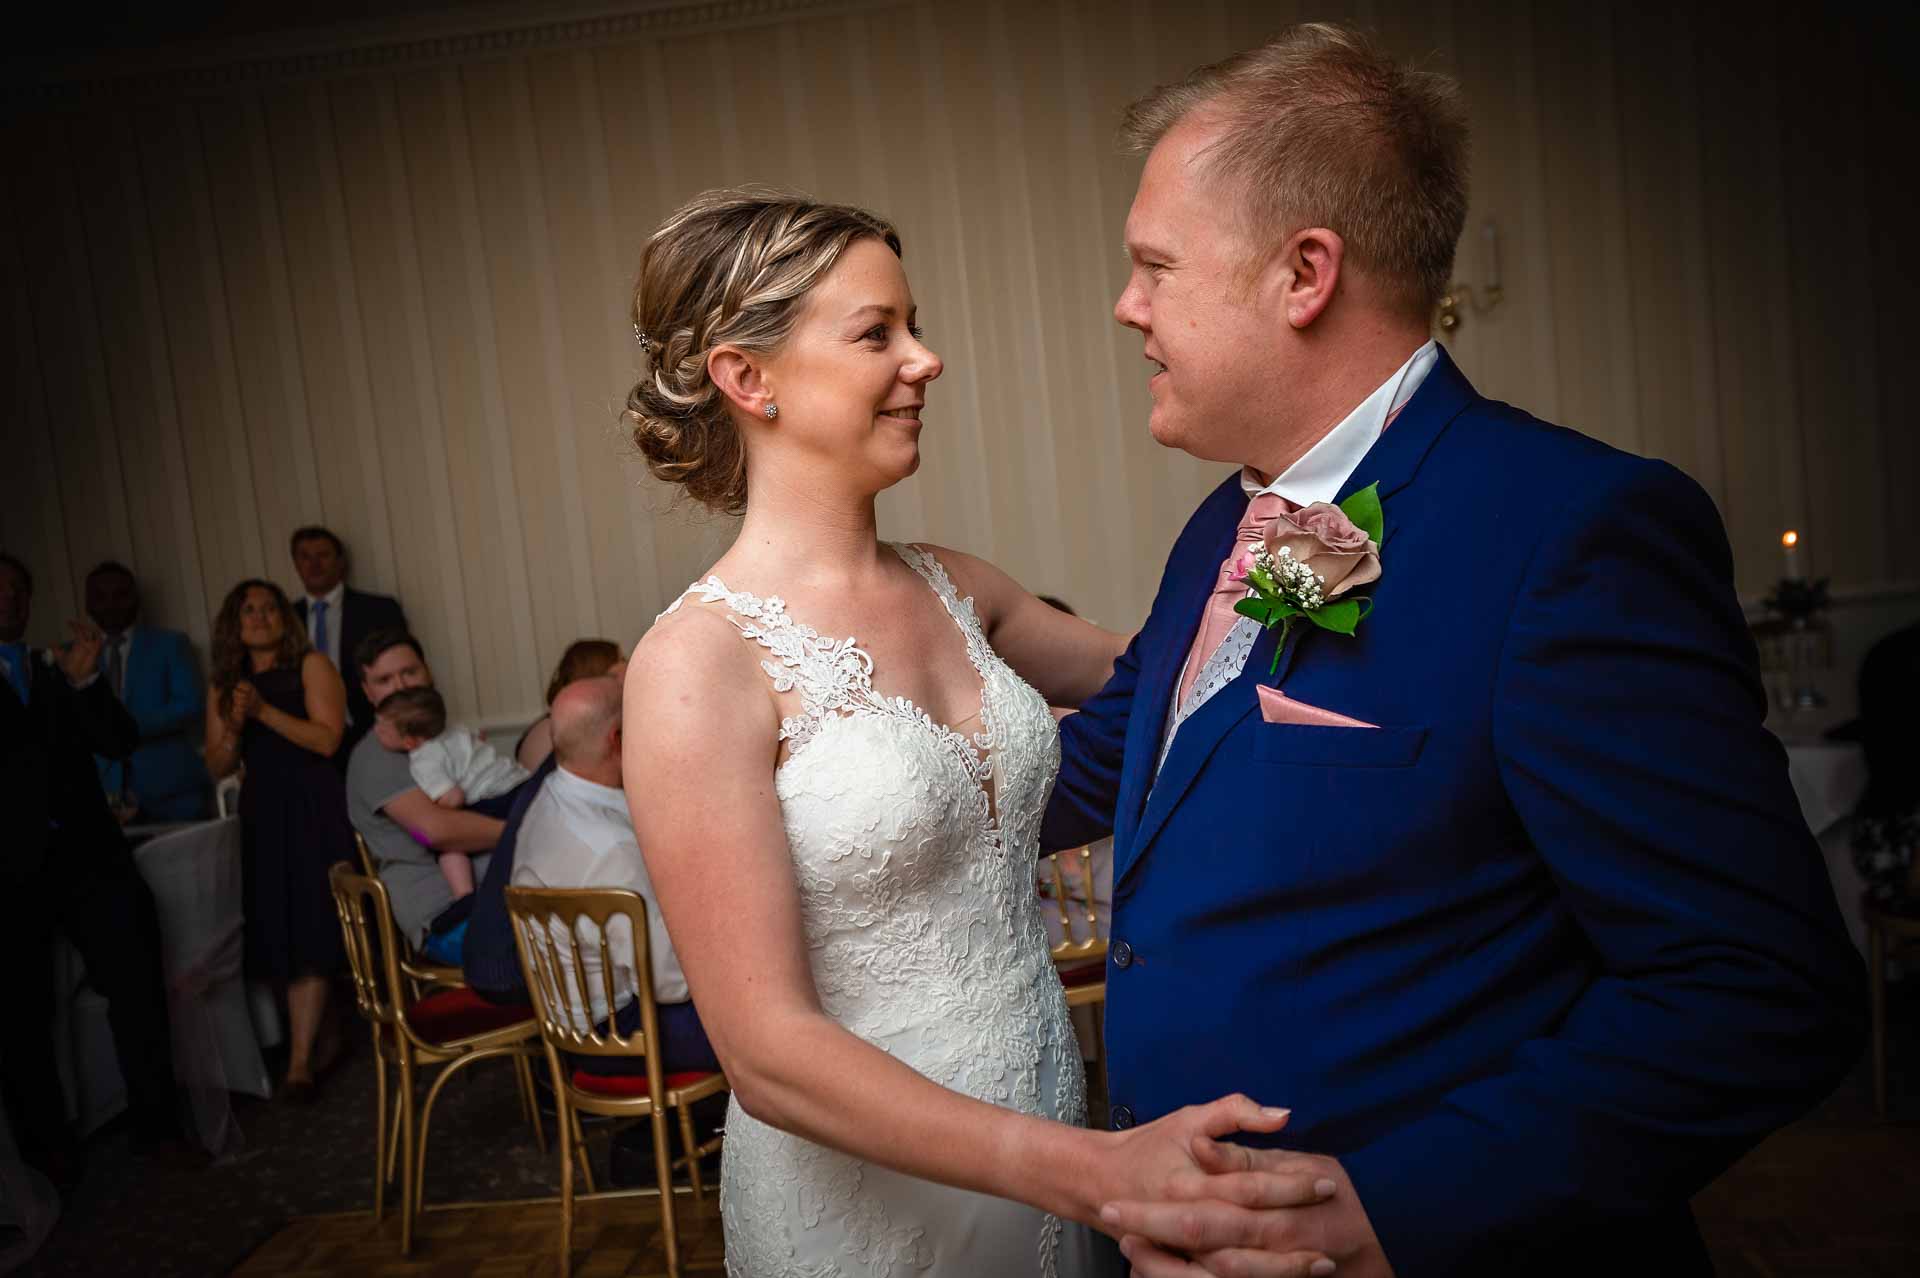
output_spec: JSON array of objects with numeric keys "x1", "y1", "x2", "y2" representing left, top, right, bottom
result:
[
  {"x1": 1101, "y1": 1113, "x2": 1392, "y2": 1278},
  {"x1": 53, "y1": 618, "x2": 104, "y2": 686},
  {"x1": 227, "y1": 680, "x2": 260, "y2": 728}
]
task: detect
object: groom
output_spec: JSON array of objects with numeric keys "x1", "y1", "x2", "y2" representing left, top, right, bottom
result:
[{"x1": 1045, "y1": 25, "x2": 1865, "y2": 1277}]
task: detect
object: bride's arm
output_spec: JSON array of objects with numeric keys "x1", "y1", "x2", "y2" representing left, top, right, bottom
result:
[
  {"x1": 622, "y1": 610, "x2": 1325, "y2": 1237},
  {"x1": 917, "y1": 545, "x2": 1131, "y2": 709}
]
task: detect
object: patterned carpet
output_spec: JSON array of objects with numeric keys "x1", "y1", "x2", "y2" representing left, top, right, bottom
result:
[{"x1": 11, "y1": 982, "x2": 1920, "y2": 1277}]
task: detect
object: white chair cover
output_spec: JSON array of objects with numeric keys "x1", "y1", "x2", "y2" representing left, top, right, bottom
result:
[{"x1": 135, "y1": 818, "x2": 271, "y2": 1154}]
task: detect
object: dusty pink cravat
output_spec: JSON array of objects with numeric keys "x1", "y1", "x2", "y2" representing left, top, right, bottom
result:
[{"x1": 1176, "y1": 491, "x2": 1294, "y2": 711}]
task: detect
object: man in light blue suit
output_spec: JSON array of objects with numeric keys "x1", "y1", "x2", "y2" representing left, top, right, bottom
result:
[
  {"x1": 87, "y1": 561, "x2": 208, "y2": 822},
  {"x1": 1045, "y1": 26, "x2": 1865, "y2": 1277}
]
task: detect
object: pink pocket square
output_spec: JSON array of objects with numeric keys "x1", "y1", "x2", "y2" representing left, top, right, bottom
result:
[{"x1": 1256, "y1": 685, "x2": 1378, "y2": 728}]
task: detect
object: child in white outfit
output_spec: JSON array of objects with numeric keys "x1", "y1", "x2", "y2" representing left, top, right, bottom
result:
[{"x1": 373, "y1": 686, "x2": 530, "y2": 900}]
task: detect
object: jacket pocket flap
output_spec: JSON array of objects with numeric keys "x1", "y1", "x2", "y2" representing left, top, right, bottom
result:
[{"x1": 1250, "y1": 723, "x2": 1428, "y2": 768}]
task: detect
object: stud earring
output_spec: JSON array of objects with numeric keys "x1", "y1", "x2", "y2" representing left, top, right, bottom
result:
[{"x1": 764, "y1": 403, "x2": 779, "y2": 419}]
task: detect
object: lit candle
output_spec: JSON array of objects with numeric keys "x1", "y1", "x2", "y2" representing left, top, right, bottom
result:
[
  {"x1": 1483, "y1": 219, "x2": 1501, "y2": 292},
  {"x1": 1781, "y1": 530, "x2": 1802, "y2": 581}
]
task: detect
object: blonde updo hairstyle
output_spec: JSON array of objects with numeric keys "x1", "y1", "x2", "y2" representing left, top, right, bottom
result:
[{"x1": 625, "y1": 188, "x2": 902, "y2": 515}]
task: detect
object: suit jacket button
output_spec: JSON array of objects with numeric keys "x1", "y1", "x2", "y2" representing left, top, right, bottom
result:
[
  {"x1": 1111, "y1": 939, "x2": 1133, "y2": 969},
  {"x1": 1111, "y1": 1105, "x2": 1135, "y2": 1131}
]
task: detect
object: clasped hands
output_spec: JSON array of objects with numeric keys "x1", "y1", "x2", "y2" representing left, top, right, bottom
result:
[
  {"x1": 226, "y1": 680, "x2": 262, "y2": 730},
  {"x1": 1100, "y1": 1096, "x2": 1392, "y2": 1278}
]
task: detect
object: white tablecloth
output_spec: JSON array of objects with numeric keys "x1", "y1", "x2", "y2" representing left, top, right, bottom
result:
[
  {"x1": 55, "y1": 819, "x2": 279, "y2": 1156},
  {"x1": 1783, "y1": 741, "x2": 1870, "y2": 837},
  {"x1": 1777, "y1": 738, "x2": 1872, "y2": 955}
]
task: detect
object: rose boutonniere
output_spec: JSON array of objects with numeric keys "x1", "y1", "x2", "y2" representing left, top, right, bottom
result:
[{"x1": 1233, "y1": 482, "x2": 1383, "y2": 673}]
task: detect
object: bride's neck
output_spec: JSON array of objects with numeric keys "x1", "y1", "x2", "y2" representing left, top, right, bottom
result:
[{"x1": 732, "y1": 475, "x2": 888, "y2": 591}]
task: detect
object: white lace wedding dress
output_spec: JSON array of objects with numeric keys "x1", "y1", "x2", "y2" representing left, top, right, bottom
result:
[{"x1": 662, "y1": 543, "x2": 1093, "y2": 1277}]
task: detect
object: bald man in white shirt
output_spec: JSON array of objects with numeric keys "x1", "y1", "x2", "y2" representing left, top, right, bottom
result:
[{"x1": 511, "y1": 674, "x2": 717, "y2": 1076}]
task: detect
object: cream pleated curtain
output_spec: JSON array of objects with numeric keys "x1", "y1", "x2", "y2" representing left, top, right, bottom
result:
[{"x1": 4, "y1": 0, "x2": 1912, "y2": 726}]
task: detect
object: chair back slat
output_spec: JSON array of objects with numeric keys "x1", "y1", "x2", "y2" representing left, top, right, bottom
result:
[
  {"x1": 506, "y1": 886, "x2": 657, "y2": 1062},
  {"x1": 1047, "y1": 852, "x2": 1075, "y2": 937},
  {"x1": 328, "y1": 861, "x2": 406, "y2": 1028},
  {"x1": 1045, "y1": 845, "x2": 1108, "y2": 967}
]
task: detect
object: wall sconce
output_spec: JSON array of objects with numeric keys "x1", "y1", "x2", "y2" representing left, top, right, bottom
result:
[{"x1": 1435, "y1": 218, "x2": 1504, "y2": 333}]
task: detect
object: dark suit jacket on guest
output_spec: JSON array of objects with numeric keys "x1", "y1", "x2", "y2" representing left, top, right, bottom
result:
[
  {"x1": 1044, "y1": 347, "x2": 1867, "y2": 1276},
  {"x1": 464, "y1": 753, "x2": 558, "y2": 1003},
  {"x1": 2, "y1": 651, "x2": 137, "y2": 883},
  {"x1": 296, "y1": 586, "x2": 406, "y2": 762}
]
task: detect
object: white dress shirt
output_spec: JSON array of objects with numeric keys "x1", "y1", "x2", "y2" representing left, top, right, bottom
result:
[
  {"x1": 512, "y1": 766, "x2": 688, "y2": 1031},
  {"x1": 1160, "y1": 340, "x2": 1439, "y2": 769}
]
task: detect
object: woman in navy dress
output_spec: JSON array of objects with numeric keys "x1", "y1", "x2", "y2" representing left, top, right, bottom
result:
[{"x1": 204, "y1": 580, "x2": 351, "y2": 1099}]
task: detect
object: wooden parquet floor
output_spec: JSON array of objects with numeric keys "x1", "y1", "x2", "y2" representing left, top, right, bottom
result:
[
  {"x1": 235, "y1": 1115, "x2": 1920, "y2": 1277},
  {"x1": 233, "y1": 1192, "x2": 727, "y2": 1276}
]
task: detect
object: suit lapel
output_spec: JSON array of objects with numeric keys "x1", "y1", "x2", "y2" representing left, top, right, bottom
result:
[
  {"x1": 1112, "y1": 494, "x2": 1241, "y2": 867},
  {"x1": 1121, "y1": 556, "x2": 1205, "y2": 855},
  {"x1": 1116, "y1": 345, "x2": 1478, "y2": 887},
  {"x1": 1120, "y1": 620, "x2": 1285, "y2": 887},
  {"x1": 1334, "y1": 344, "x2": 1473, "y2": 510},
  {"x1": 0, "y1": 660, "x2": 25, "y2": 734}
]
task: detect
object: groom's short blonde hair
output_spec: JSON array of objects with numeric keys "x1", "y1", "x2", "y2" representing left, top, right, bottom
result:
[{"x1": 1120, "y1": 23, "x2": 1468, "y2": 317}]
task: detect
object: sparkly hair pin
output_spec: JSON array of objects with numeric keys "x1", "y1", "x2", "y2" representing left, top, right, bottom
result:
[{"x1": 632, "y1": 321, "x2": 654, "y2": 353}]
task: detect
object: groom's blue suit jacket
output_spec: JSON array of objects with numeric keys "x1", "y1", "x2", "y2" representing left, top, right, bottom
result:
[{"x1": 1044, "y1": 348, "x2": 1865, "y2": 1275}]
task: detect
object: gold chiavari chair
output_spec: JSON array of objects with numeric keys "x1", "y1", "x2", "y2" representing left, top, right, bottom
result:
[
  {"x1": 1046, "y1": 844, "x2": 1109, "y2": 1003},
  {"x1": 506, "y1": 885, "x2": 729, "y2": 1278},
  {"x1": 328, "y1": 863, "x2": 544, "y2": 1255},
  {"x1": 1866, "y1": 897, "x2": 1920, "y2": 1119},
  {"x1": 1044, "y1": 844, "x2": 1110, "y2": 1098},
  {"x1": 354, "y1": 833, "x2": 465, "y2": 996}
]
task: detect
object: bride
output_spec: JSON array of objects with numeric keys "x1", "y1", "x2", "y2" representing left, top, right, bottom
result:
[{"x1": 621, "y1": 190, "x2": 1329, "y2": 1277}]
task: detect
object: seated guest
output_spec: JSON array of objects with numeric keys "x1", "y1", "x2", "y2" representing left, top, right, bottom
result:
[
  {"x1": 372, "y1": 686, "x2": 531, "y2": 903},
  {"x1": 289, "y1": 526, "x2": 407, "y2": 766},
  {"x1": 515, "y1": 638, "x2": 623, "y2": 772},
  {"x1": 85, "y1": 561, "x2": 208, "y2": 821},
  {"x1": 203, "y1": 579, "x2": 352, "y2": 1101},
  {"x1": 0, "y1": 552, "x2": 182, "y2": 1174},
  {"x1": 467, "y1": 649, "x2": 628, "y2": 1001},
  {"x1": 345, "y1": 630, "x2": 499, "y2": 964},
  {"x1": 512, "y1": 674, "x2": 717, "y2": 1076},
  {"x1": 461, "y1": 754, "x2": 559, "y2": 1002},
  {"x1": 1852, "y1": 620, "x2": 1920, "y2": 914}
]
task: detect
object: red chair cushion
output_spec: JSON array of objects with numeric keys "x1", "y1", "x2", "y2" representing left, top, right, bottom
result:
[
  {"x1": 571, "y1": 1068, "x2": 721, "y2": 1097},
  {"x1": 1058, "y1": 962, "x2": 1105, "y2": 989},
  {"x1": 407, "y1": 987, "x2": 533, "y2": 1042}
]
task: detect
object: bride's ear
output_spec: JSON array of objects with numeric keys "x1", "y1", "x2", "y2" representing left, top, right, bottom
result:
[{"x1": 709, "y1": 346, "x2": 775, "y2": 421}]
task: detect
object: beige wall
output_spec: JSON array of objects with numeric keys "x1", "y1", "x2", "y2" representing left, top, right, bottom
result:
[{"x1": 6, "y1": 0, "x2": 1913, "y2": 727}]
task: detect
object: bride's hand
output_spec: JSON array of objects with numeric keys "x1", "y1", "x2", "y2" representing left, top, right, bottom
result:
[{"x1": 1095, "y1": 1096, "x2": 1337, "y2": 1256}]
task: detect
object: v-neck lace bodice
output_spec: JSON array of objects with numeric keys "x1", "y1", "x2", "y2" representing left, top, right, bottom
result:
[{"x1": 661, "y1": 542, "x2": 1088, "y2": 1277}]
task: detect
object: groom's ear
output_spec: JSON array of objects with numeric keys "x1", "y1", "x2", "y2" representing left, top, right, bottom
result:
[
  {"x1": 1277, "y1": 227, "x2": 1344, "y2": 330},
  {"x1": 708, "y1": 345, "x2": 773, "y2": 420}
]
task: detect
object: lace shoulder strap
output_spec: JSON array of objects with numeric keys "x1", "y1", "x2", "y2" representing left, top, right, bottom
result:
[
  {"x1": 890, "y1": 543, "x2": 994, "y2": 673},
  {"x1": 660, "y1": 577, "x2": 875, "y2": 752}
]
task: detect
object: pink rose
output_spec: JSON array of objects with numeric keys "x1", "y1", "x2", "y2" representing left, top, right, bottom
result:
[{"x1": 1260, "y1": 502, "x2": 1381, "y2": 600}]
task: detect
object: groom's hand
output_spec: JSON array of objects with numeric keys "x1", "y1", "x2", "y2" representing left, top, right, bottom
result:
[{"x1": 1102, "y1": 1142, "x2": 1394, "y2": 1278}]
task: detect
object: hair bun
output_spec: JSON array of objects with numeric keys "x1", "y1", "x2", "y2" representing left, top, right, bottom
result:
[{"x1": 622, "y1": 188, "x2": 901, "y2": 516}]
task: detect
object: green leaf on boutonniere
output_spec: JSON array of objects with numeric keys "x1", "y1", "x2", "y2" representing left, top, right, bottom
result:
[
  {"x1": 1305, "y1": 598, "x2": 1364, "y2": 635},
  {"x1": 1235, "y1": 597, "x2": 1300, "y2": 628},
  {"x1": 1339, "y1": 482, "x2": 1384, "y2": 545}
]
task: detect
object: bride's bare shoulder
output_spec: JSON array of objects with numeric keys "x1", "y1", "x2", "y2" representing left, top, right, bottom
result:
[{"x1": 626, "y1": 595, "x2": 770, "y2": 724}]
